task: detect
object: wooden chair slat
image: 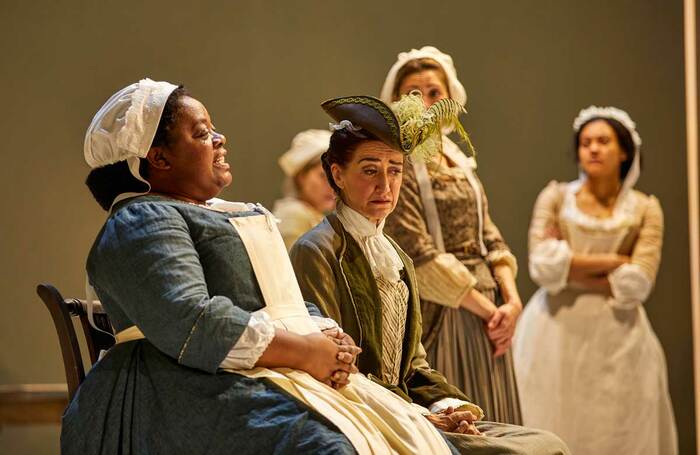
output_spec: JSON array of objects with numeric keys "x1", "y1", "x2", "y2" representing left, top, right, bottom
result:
[{"x1": 37, "y1": 283, "x2": 115, "y2": 401}]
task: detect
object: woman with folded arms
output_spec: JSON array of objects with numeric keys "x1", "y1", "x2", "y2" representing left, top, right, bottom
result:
[{"x1": 513, "y1": 106, "x2": 677, "y2": 454}]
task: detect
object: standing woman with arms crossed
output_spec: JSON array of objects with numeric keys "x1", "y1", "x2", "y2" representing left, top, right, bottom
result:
[
  {"x1": 513, "y1": 106, "x2": 677, "y2": 454},
  {"x1": 382, "y1": 46, "x2": 523, "y2": 424}
]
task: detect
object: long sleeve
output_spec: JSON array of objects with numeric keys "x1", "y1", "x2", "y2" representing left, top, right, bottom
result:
[
  {"x1": 415, "y1": 257, "x2": 477, "y2": 308},
  {"x1": 219, "y1": 310, "x2": 275, "y2": 369},
  {"x1": 406, "y1": 341, "x2": 483, "y2": 417},
  {"x1": 385, "y1": 162, "x2": 477, "y2": 307},
  {"x1": 88, "y1": 202, "x2": 254, "y2": 374},
  {"x1": 219, "y1": 303, "x2": 338, "y2": 370},
  {"x1": 628, "y1": 195, "x2": 664, "y2": 280},
  {"x1": 609, "y1": 195, "x2": 664, "y2": 309},
  {"x1": 528, "y1": 181, "x2": 573, "y2": 294}
]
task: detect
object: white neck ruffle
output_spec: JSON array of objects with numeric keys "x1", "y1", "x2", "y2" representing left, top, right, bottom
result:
[
  {"x1": 562, "y1": 180, "x2": 638, "y2": 232},
  {"x1": 336, "y1": 201, "x2": 404, "y2": 282}
]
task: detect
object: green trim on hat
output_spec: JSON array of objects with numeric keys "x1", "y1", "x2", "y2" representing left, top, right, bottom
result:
[{"x1": 322, "y1": 95, "x2": 407, "y2": 153}]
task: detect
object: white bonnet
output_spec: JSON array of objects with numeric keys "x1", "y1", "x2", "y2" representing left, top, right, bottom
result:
[
  {"x1": 278, "y1": 129, "x2": 332, "y2": 177},
  {"x1": 379, "y1": 45, "x2": 467, "y2": 107},
  {"x1": 573, "y1": 105, "x2": 642, "y2": 152},
  {"x1": 84, "y1": 78, "x2": 179, "y2": 169}
]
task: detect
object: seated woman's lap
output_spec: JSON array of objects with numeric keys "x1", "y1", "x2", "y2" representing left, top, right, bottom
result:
[{"x1": 61, "y1": 341, "x2": 354, "y2": 455}]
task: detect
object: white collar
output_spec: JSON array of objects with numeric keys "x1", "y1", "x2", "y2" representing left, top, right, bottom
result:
[
  {"x1": 562, "y1": 180, "x2": 638, "y2": 231},
  {"x1": 336, "y1": 202, "x2": 404, "y2": 282}
]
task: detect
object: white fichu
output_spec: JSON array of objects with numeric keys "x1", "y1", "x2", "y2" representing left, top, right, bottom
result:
[{"x1": 391, "y1": 91, "x2": 476, "y2": 162}]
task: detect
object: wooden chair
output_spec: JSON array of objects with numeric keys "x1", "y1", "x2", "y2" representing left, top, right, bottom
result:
[{"x1": 36, "y1": 283, "x2": 114, "y2": 401}]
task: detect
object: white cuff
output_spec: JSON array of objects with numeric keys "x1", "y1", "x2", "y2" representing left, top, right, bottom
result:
[
  {"x1": 312, "y1": 315, "x2": 341, "y2": 332},
  {"x1": 529, "y1": 239, "x2": 573, "y2": 294},
  {"x1": 608, "y1": 263, "x2": 652, "y2": 310},
  {"x1": 429, "y1": 397, "x2": 485, "y2": 420},
  {"x1": 487, "y1": 250, "x2": 518, "y2": 278},
  {"x1": 219, "y1": 310, "x2": 275, "y2": 370}
]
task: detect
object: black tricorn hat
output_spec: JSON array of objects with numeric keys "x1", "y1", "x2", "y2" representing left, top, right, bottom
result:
[{"x1": 321, "y1": 96, "x2": 410, "y2": 153}]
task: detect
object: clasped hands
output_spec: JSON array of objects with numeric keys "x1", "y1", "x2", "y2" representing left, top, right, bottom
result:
[
  {"x1": 425, "y1": 406, "x2": 481, "y2": 435},
  {"x1": 485, "y1": 300, "x2": 521, "y2": 357},
  {"x1": 302, "y1": 328, "x2": 361, "y2": 390}
]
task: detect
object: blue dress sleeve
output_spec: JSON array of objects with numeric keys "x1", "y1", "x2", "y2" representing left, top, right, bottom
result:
[
  {"x1": 87, "y1": 201, "x2": 252, "y2": 373},
  {"x1": 304, "y1": 301, "x2": 323, "y2": 317}
]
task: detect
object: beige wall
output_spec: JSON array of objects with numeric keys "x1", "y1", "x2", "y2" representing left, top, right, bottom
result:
[{"x1": 0, "y1": 1, "x2": 694, "y2": 453}]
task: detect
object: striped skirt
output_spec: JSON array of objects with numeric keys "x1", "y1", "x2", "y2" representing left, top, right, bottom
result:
[{"x1": 425, "y1": 289, "x2": 523, "y2": 425}]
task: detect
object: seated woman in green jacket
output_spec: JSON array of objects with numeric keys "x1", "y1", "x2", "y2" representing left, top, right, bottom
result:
[{"x1": 290, "y1": 94, "x2": 569, "y2": 454}]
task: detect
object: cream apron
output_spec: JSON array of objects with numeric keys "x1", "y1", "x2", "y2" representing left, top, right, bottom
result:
[
  {"x1": 515, "y1": 198, "x2": 678, "y2": 454},
  {"x1": 118, "y1": 213, "x2": 452, "y2": 455}
]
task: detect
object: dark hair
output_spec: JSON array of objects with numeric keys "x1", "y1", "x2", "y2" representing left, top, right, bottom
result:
[
  {"x1": 85, "y1": 85, "x2": 188, "y2": 211},
  {"x1": 151, "y1": 86, "x2": 189, "y2": 147},
  {"x1": 85, "y1": 159, "x2": 150, "y2": 210},
  {"x1": 574, "y1": 117, "x2": 640, "y2": 180},
  {"x1": 392, "y1": 58, "x2": 450, "y2": 101},
  {"x1": 321, "y1": 128, "x2": 378, "y2": 194}
]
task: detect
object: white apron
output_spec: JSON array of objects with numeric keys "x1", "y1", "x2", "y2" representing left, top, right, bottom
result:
[
  {"x1": 117, "y1": 211, "x2": 452, "y2": 455},
  {"x1": 225, "y1": 214, "x2": 452, "y2": 455},
  {"x1": 514, "y1": 213, "x2": 678, "y2": 455},
  {"x1": 224, "y1": 215, "x2": 450, "y2": 454}
]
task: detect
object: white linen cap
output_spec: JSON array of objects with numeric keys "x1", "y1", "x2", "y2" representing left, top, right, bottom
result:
[
  {"x1": 379, "y1": 46, "x2": 467, "y2": 107},
  {"x1": 573, "y1": 105, "x2": 642, "y2": 152},
  {"x1": 278, "y1": 129, "x2": 332, "y2": 177},
  {"x1": 84, "y1": 78, "x2": 179, "y2": 169}
]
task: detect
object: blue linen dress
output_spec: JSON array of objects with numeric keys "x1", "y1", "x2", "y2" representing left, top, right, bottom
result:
[{"x1": 61, "y1": 195, "x2": 355, "y2": 454}]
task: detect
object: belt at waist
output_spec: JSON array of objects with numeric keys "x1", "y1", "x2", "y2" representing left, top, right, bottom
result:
[{"x1": 114, "y1": 325, "x2": 145, "y2": 344}]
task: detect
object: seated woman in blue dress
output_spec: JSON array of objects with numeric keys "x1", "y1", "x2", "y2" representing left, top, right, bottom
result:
[
  {"x1": 290, "y1": 93, "x2": 570, "y2": 454},
  {"x1": 66, "y1": 79, "x2": 463, "y2": 454}
]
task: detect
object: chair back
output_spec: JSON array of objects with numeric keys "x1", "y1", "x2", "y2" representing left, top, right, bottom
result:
[{"x1": 37, "y1": 283, "x2": 114, "y2": 401}]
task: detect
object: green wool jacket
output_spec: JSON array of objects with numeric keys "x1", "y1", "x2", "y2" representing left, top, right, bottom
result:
[{"x1": 290, "y1": 213, "x2": 469, "y2": 408}]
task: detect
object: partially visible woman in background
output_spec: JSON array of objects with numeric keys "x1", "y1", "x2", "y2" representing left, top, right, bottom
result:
[
  {"x1": 273, "y1": 129, "x2": 336, "y2": 250},
  {"x1": 513, "y1": 106, "x2": 677, "y2": 455},
  {"x1": 382, "y1": 46, "x2": 523, "y2": 425}
]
